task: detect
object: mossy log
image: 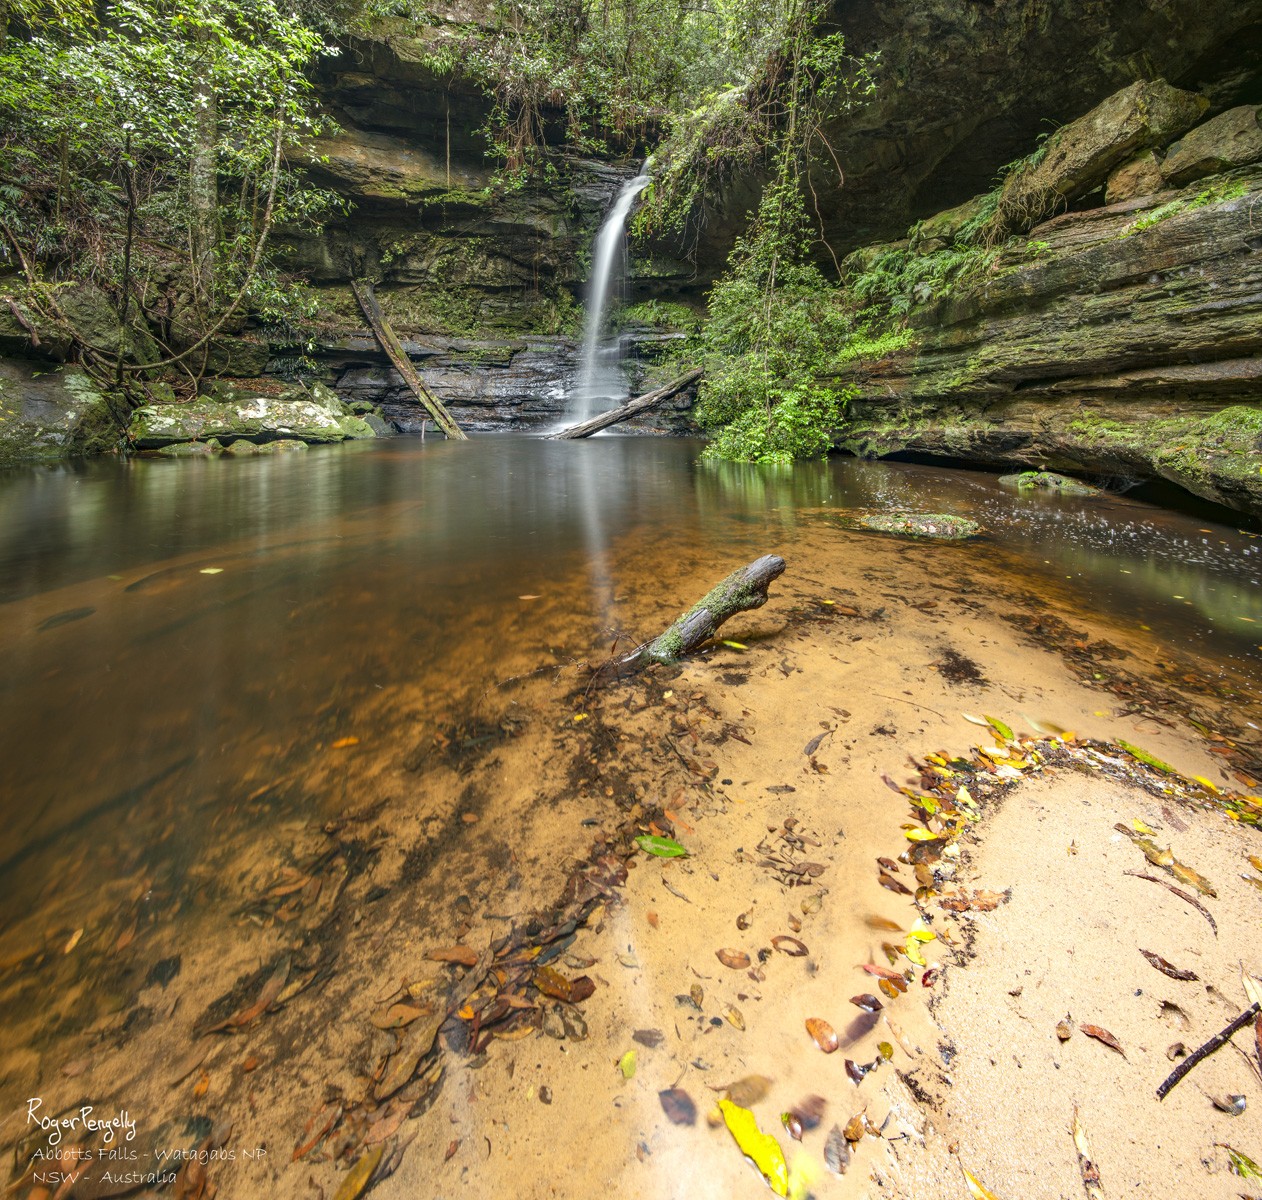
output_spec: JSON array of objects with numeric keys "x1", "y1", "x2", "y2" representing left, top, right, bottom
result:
[
  {"x1": 548, "y1": 368, "x2": 703, "y2": 440},
  {"x1": 621, "y1": 554, "x2": 786, "y2": 671},
  {"x1": 351, "y1": 279, "x2": 467, "y2": 441}
]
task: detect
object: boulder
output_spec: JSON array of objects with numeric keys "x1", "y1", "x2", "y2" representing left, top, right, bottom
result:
[
  {"x1": 129, "y1": 393, "x2": 380, "y2": 448},
  {"x1": 997, "y1": 470, "x2": 1101, "y2": 496},
  {"x1": 1105, "y1": 151, "x2": 1166, "y2": 204},
  {"x1": 993, "y1": 80, "x2": 1207, "y2": 233},
  {"x1": 910, "y1": 193, "x2": 994, "y2": 251},
  {"x1": 1161, "y1": 105, "x2": 1262, "y2": 186},
  {"x1": 0, "y1": 358, "x2": 120, "y2": 466}
]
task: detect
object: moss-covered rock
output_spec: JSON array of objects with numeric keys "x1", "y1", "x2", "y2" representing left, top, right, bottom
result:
[
  {"x1": 129, "y1": 391, "x2": 380, "y2": 448},
  {"x1": 0, "y1": 358, "x2": 122, "y2": 466},
  {"x1": 997, "y1": 470, "x2": 1101, "y2": 496},
  {"x1": 849, "y1": 512, "x2": 981, "y2": 540}
]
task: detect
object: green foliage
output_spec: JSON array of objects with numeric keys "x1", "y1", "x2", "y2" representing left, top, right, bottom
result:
[
  {"x1": 696, "y1": 176, "x2": 853, "y2": 464},
  {"x1": 634, "y1": 0, "x2": 876, "y2": 242},
  {"x1": 847, "y1": 243, "x2": 998, "y2": 317},
  {"x1": 0, "y1": 0, "x2": 338, "y2": 383},
  {"x1": 1123, "y1": 178, "x2": 1249, "y2": 236},
  {"x1": 618, "y1": 299, "x2": 699, "y2": 332}
]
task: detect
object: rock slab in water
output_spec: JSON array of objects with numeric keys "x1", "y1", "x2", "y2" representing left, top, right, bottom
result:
[
  {"x1": 997, "y1": 470, "x2": 1100, "y2": 496},
  {"x1": 854, "y1": 513, "x2": 981, "y2": 540}
]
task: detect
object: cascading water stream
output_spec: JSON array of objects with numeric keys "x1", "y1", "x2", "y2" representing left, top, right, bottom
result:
[{"x1": 569, "y1": 168, "x2": 651, "y2": 422}]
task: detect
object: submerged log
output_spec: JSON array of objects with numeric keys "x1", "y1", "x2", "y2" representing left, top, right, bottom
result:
[
  {"x1": 621, "y1": 555, "x2": 786, "y2": 671},
  {"x1": 351, "y1": 279, "x2": 467, "y2": 441},
  {"x1": 549, "y1": 368, "x2": 703, "y2": 440}
]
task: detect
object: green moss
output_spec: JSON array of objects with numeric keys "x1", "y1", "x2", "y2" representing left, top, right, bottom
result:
[
  {"x1": 1122, "y1": 178, "x2": 1250, "y2": 237},
  {"x1": 619, "y1": 300, "x2": 700, "y2": 333}
]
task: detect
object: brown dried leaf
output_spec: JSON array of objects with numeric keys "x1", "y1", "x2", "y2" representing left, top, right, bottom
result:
[
  {"x1": 1139, "y1": 949, "x2": 1198, "y2": 981},
  {"x1": 1056, "y1": 1019, "x2": 1073, "y2": 1042},
  {"x1": 1081, "y1": 1024, "x2": 1125, "y2": 1056},
  {"x1": 371, "y1": 1003, "x2": 429, "y2": 1030},
  {"x1": 850, "y1": 994, "x2": 883, "y2": 1013},
  {"x1": 714, "y1": 1074, "x2": 771, "y2": 1107},
  {"x1": 658, "y1": 1087, "x2": 697, "y2": 1126},
  {"x1": 824, "y1": 1124, "x2": 850, "y2": 1176},
  {"x1": 771, "y1": 936, "x2": 808, "y2": 957},
  {"x1": 426, "y1": 945, "x2": 479, "y2": 967},
  {"x1": 879, "y1": 871, "x2": 913, "y2": 896},
  {"x1": 844, "y1": 1059, "x2": 869, "y2": 1085},
  {"x1": 805, "y1": 1017, "x2": 839, "y2": 1053},
  {"x1": 716, "y1": 948, "x2": 751, "y2": 970},
  {"x1": 843, "y1": 1114, "x2": 867, "y2": 1142}
]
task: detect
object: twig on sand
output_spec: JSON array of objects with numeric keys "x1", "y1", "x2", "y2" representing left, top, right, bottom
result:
[
  {"x1": 1156, "y1": 1003, "x2": 1261, "y2": 1100},
  {"x1": 872, "y1": 692, "x2": 946, "y2": 720}
]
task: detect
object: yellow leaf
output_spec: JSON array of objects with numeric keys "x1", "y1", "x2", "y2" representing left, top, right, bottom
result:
[
  {"x1": 904, "y1": 827, "x2": 938, "y2": 842},
  {"x1": 962, "y1": 1167, "x2": 1003, "y2": 1200},
  {"x1": 721, "y1": 640, "x2": 747, "y2": 650},
  {"x1": 199, "y1": 567, "x2": 224, "y2": 575},
  {"x1": 573, "y1": 713, "x2": 587, "y2": 723},
  {"x1": 904, "y1": 937, "x2": 927, "y2": 966},
  {"x1": 719, "y1": 1099, "x2": 788, "y2": 1197},
  {"x1": 330, "y1": 736, "x2": 359, "y2": 749},
  {"x1": 333, "y1": 1145, "x2": 385, "y2": 1200},
  {"x1": 618, "y1": 1050, "x2": 637, "y2": 1079},
  {"x1": 1132, "y1": 818, "x2": 1154, "y2": 835}
]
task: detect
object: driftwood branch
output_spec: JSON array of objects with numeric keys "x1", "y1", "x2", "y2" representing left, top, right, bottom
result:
[
  {"x1": 1156, "y1": 1001, "x2": 1260, "y2": 1099},
  {"x1": 620, "y1": 555, "x2": 786, "y2": 672},
  {"x1": 351, "y1": 279, "x2": 467, "y2": 441},
  {"x1": 549, "y1": 368, "x2": 702, "y2": 440}
]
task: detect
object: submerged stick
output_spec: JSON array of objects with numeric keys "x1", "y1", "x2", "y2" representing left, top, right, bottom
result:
[
  {"x1": 620, "y1": 555, "x2": 786, "y2": 672},
  {"x1": 1156, "y1": 1002, "x2": 1260, "y2": 1100},
  {"x1": 549, "y1": 368, "x2": 702, "y2": 439}
]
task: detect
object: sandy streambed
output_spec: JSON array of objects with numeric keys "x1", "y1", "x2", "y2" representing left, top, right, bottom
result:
[{"x1": 2, "y1": 517, "x2": 1260, "y2": 1200}]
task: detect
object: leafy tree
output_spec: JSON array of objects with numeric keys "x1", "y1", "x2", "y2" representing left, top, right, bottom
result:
[{"x1": 0, "y1": 0, "x2": 337, "y2": 396}]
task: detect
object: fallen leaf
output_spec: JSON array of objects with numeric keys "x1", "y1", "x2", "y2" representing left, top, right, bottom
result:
[
  {"x1": 850, "y1": 994, "x2": 883, "y2": 1013},
  {"x1": 725, "y1": 1006, "x2": 745, "y2": 1031},
  {"x1": 877, "y1": 1041, "x2": 894, "y2": 1061},
  {"x1": 1221, "y1": 1144, "x2": 1262, "y2": 1179},
  {"x1": 192, "y1": 1071, "x2": 209, "y2": 1097},
  {"x1": 823, "y1": 1124, "x2": 850, "y2": 1176},
  {"x1": 1170, "y1": 860, "x2": 1217, "y2": 898},
  {"x1": 63, "y1": 928, "x2": 83, "y2": 954},
  {"x1": 426, "y1": 946, "x2": 479, "y2": 967},
  {"x1": 879, "y1": 871, "x2": 913, "y2": 896},
  {"x1": 860, "y1": 962, "x2": 906, "y2": 983},
  {"x1": 1166, "y1": 1042, "x2": 1187, "y2": 1060},
  {"x1": 781, "y1": 1111, "x2": 802, "y2": 1141},
  {"x1": 1139, "y1": 949, "x2": 1198, "y2": 981},
  {"x1": 618, "y1": 1050, "x2": 637, "y2": 1079},
  {"x1": 1056, "y1": 1019, "x2": 1073, "y2": 1042},
  {"x1": 718, "y1": 1100, "x2": 788, "y2": 1197},
  {"x1": 690, "y1": 983, "x2": 704, "y2": 1009},
  {"x1": 1118, "y1": 739, "x2": 1175, "y2": 774},
  {"x1": 332, "y1": 1145, "x2": 384, "y2": 1200},
  {"x1": 962, "y1": 1166, "x2": 1003, "y2": 1200},
  {"x1": 330, "y1": 736, "x2": 359, "y2": 749},
  {"x1": 865, "y1": 915, "x2": 902, "y2": 932},
  {"x1": 714, "y1": 1075, "x2": 771, "y2": 1107},
  {"x1": 633, "y1": 1029, "x2": 664, "y2": 1048},
  {"x1": 844, "y1": 1059, "x2": 869, "y2": 1085},
  {"x1": 636, "y1": 834, "x2": 687, "y2": 858},
  {"x1": 646, "y1": 911, "x2": 659, "y2": 929},
  {"x1": 771, "y1": 935, "x2": 808, "y2": 957},
  {"x1": 1211, "y1": 1094, "x2": 1247, "y2": 1116},
  {"x1": 1071, "y1": 1105, "x2": 1103, "y2": 1200},
  {"x1": 659, "y1": 1088, "x2": 696, "y2": 1125},
  {"x1": 717, "y1": 948, "x2": 751, "y2": 970},
  {"x1": 984, "y1": 715, "x2": 1014, "y2": 742},
  {"x1": 1081, "y1": 1024, "x2": 1125, "y2": 1056},
  {"x1": 736, "y1": 909, "x2": 752, "y2": 930},
  {"x1": 371, "y1": 1003, "x2": 429, "y2": 1030},
  {"x1": 805, "y1": 1017, "x2": 838, "y2": 1053},
  {"x1": 444, "y1": 1139, "x2": 460, "y2": 1161}
]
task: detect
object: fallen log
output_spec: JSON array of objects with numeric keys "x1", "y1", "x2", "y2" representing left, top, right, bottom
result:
[
  {"x1": 620, "y1": 555, "x2": 786, "y2": 671},
  {"x1": 351, "y1": 279, "x2": 467, "y2": 441},
  {"x1": 549, "y1": 368, "x2": 703, "y2": 439}
]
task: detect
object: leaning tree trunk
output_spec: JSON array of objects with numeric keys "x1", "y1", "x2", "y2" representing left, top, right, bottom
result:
[
  {"x1": 548, "y1": 369, "x2": 702, "y2": 440},
  {"x1": 189, "y1": 78, "x2": 218, "y2": 311},
  {"x1": 351, "y1": 279, "x2": 467, "y2": 441},
  {"x1": 621, "y1": 555, "x2": 786, "y2": 671}
]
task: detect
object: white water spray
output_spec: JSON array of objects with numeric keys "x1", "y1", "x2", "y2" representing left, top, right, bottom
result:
[{"x1": 570, "y1": 168, "x2": 651, "y2": 422}]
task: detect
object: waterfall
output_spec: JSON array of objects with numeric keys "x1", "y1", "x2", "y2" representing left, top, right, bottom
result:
[{"x1": 570, "y1": 168, "x2": 651, "y2": 422}]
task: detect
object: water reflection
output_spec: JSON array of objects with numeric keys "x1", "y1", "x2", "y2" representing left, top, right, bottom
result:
[{"x1": 1, "y1": 441, "x2": 1259, "y2": 948}]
